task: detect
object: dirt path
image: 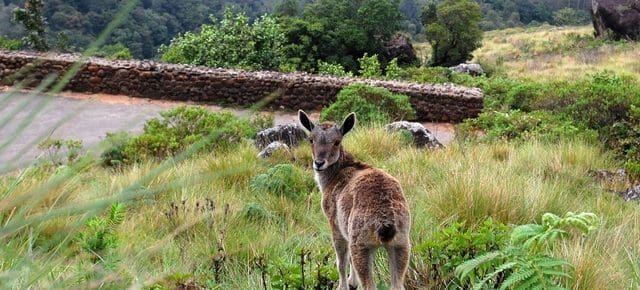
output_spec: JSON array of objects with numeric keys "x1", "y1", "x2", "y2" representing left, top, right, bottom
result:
[{"x1": 0, "y1": 88, "x2": 455, "y2": 169}]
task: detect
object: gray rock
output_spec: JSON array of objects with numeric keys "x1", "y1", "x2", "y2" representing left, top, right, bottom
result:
[
  {"x1": 449, "y1": 63, "x2": 484, "y2": 76},
  {"x1": 386, "y1": 121, "x2": 443, "y2": 149},
  {"x1": 257, "y1": 141, "x2": 290, "y2": 159},
  {"x1": 588, "y1": 169, "x2": 627, "y2": 182},
  {"x1": 619, "y1": 184, "x2": 640, "y2": 201},
  {"x1": 255, "y1": 123, "x2": 307, "y2": 150},
  {"x1": 592, "y1": 0, "x2": 640, "y2": 40}
]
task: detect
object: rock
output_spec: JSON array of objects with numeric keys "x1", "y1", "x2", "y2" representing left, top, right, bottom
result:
[
  {"x1": 257, "y1": 141, "x2": 290, "y2": 158},
  {"x1": 386, "y1": 121, "x2": 443, "y2": 149},
  {"x1": 384, "y1": 33, "x2": 418, "y2": 65},
  {"x1": 592, "y1": 0, "x2": 640, "y2": 40},
  {"x1": 619, "y1": 184, "x2": 640, "y2": 201},
  {"x1": 255, "y1": 123, "x2": 307, "y2": 150},
  {"x1": 449, "y1": 63, "x2": 484, "y2": 76},
  {"x1": 588, "y1": 169, "x2": 627, "y2": 182}
]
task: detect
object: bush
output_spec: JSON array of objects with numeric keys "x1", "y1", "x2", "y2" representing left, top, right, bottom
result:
[
  {"x1": 38, "y1": 138, "x2": 83, "y2": 166},
  {"x1": 239, "y1": 202, "x2": 273, "y2": 222},
  {"x1": 552, "y1": 8, "x2": 590, "y2": 26},
  {"x1": 121, "y1": 106, "x2": 255, "y2": 163},
  {"x1": 160, "y1": 9, "x2": 285, "y2": 71},
  {"x1": 96, "y1": 43, "x2": 133, "y2": 60},
  {"x1": 77, "y1": 203, "x2": 126, "y2": 262},
  {"x1": 357, "y1": 53, "x2": 381, "y2": 78},
  {"x1": 100, "y1": 132, "x2": 132, "y2": 167},
  {"x1": 321, "y1": 84, "x2": 416, "y2": 125},
  {"x1": 317, "y1": 61, "x2": 353, "y2": 77},
  {"x1": 250, "y1": 164, "x2": 314, "y2": 201},
  {"x1": 457, "y1": 110, "x2": 597, "y2": 142},
  {"x1": 414, "y1": 218, "x2": 509, "y2": 289},
  {"x1": 0, "y1": 36, "x2": 22, "y2": 50},
  {"x1": 384, "y1": 58, "x2": 402, "y2": 80}
]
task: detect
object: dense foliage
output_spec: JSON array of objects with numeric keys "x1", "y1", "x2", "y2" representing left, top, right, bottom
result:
[
  {"x1": 161, "y1": 10, "x2": 285, "y2": 70},
  {"x1": 423, "y1": 0, "x2": 483, "y2": 66},
  {"x1": 320, "y1": 84, "x2": 416, "y2": 124},
  {"x1": 12, "y1": 0, "x2": 47, "y2": 50},
  {"x1": 101, "y1": 106, "x2": 256, "y2": 165}
]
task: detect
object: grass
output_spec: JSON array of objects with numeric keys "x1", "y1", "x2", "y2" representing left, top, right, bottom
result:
[
  {"x1": 1, "y1": 126, "x2": 638, "y2": 289},
  {"x1": 416, "y1": 25, "x2": 640, "y2": 81}
]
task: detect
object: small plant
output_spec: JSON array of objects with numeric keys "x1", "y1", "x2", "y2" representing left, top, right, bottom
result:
[
  {"x1": 100, "y1": 132, "x2": 132, "y2": 167},
  {"x1": 321, "y1": 84, "x2": 415, "y2": 125},
  {"x1": 269, "y1": 248, "x2": 338, "y2": 290},
  {"x1": 357, "y1": 53, "x2": 382, "y2": 78},
  {"x1": 413, "y1": 218, "x2": 509, "y2": 289},
  {"x1": 250, "y1": 164, "x2": 314, "y2": 201},
  {"x1": 239, "y1": 202, "x2": 273, "y2": 223},
  {"x1": 384, "y1": 58, "x2": 402, "y2": 80},
  {"x1": 38, "y1": 138, "x2": 83, "y2": 166},
  {"x1": 317, "y1": 61, "x2": 353, "y2": 77},
  {"x1": 96, "y1": 43, "x2": 133, "y2": 60},
  {"x1": 250, "y1": 112, "x2": 275, "y2": 132},
  {"x1": 77, "y1": 203, "x2": 126, "y2": 262},
  {"x1": 456, "y1": 212, "x2": 599, "y2": 290},
  {"x1": 0, "y1": 36, "x2": 22, "y2": 50}
]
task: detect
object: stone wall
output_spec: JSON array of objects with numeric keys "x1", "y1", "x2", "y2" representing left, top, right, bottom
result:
[{"x1": 0, "y1": 51, "x2": 483, "y2": 122}]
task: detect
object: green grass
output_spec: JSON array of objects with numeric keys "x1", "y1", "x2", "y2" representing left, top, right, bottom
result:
[{"x1": 1, "y1": 126, "x2": 638, "y2": 289}]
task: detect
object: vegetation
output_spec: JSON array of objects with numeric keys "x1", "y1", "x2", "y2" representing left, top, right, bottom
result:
[
  {"x1": 320, "y1": 84, "x2": 416, "y2": 125},
  {"x1": 161, "y1": 10, "x2": 285, "y2": 70},
  {"x1": 12, "y1": 0, "x2": 47, "y2": 51},
  {"x1": 423, "y1": 0, "x2": 483, "y2": 66}
]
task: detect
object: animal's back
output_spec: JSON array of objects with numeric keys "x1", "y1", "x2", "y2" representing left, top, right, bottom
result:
[{"x1": 343, "y1": 168, "x2": 410, "y2": 245}]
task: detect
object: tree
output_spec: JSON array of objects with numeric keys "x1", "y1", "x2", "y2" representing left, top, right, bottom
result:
[
  {"x1": 160, "y1": 9, "x2": 285, "y2": 71},
  {"x1": 13, "y1": 0, "x2": 48, "y2": 51},
  {"x1": 274, "y1": 0, "x2": 301, "y2": 17},
  {"x1": 423, "y1": 0, "x2": 482, "y2": 67}
]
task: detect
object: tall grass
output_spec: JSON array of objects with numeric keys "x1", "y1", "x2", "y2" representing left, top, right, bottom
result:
[{"x1": 1, "y1": 124, "x2": 639, "y2": 288}]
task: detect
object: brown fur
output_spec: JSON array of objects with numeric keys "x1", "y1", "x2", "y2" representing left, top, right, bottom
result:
[{"x1": 299, "y1": 111, "x2": 411, "y2": 290}]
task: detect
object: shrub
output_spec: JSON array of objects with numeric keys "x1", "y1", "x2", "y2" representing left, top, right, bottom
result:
[
  {"x1": 357, "y1": 53, "x2": 381, "y2": 78},
  {"x1": 457, "y1": 110, "x2": 597, "y2": 142},
  {"x1": 160, "y1": 9, "x2": 285, "y2": 71},
  {"x1": 250, "y1": 164, "x2": 314, "y2": 201},
  {"x1": 321, "y1": 84, "x2": 416, "y2": 124},
  {"x1": 239, "y1": 202, "x2": 273, "y2": 222},
  {"x1": 123, "y1": 106, "x2": 255, "y2": 163},
  {"x1": 0, "y1": 36, "x2": 22, "y2": 50},
  {"x1": 384, "y1": 58, "x2": 402, "y2": 80},
  {"x1": 38, "y1": 138, "x2": 83, "y2": 166},
  {"x1": 100, "y1": 132, "x2": 132, "y2": 167},
  {"x1": 96, "y1": 43, "x2": 133, "y2": 60},
  {"x1": 317, "y1": 61, "x2": 353, "y2": 77},
  {"x1": 269, "y1": 248, "x2": 338, "y2": 290},
  {"x1": 414, "y1": 218, "x2": 509, "y2": 289}
]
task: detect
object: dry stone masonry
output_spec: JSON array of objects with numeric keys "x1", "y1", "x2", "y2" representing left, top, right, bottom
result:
[{"x1": 0, "y1": 50, "x2": 483, "y2": 122}]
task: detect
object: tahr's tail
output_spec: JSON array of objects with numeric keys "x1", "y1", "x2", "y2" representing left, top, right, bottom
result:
[{"x1": 376, "y1": 220, "x2": 396, "y2": 243}]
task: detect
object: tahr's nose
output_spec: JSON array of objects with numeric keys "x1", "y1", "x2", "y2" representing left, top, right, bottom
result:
[{"x1": 314, "y1": 160, "x2": 325, "y2": 168}]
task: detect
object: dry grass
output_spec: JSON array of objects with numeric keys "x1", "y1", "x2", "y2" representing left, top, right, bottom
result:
[{"x1": 416, "y1": 25, "x2": 640, "y2": 81}]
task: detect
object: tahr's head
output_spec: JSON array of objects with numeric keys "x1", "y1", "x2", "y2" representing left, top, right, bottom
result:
[{"x1": 298, "y1": 110, "x2": 356, "y2": 172}]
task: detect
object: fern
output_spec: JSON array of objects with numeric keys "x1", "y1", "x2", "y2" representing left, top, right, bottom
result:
[{"x1": 456, "y1": 212, "x2": 598, "y2": 290}]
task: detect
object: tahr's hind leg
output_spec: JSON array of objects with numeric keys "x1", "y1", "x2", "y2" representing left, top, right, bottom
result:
[
  {"x1": 350, "y1": 244, "x2": 376, "y2": 290},
  {"x1": 333, "y1": 235, "x2": 350, "y2": 290},
  {"x1": 386, "y1": 244, "x2": 410, "y2": 290}
]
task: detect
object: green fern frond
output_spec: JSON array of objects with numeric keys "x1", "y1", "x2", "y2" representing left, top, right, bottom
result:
[
  {"x1": 107, "y1": 203, "x2": 126, "y2": 227},
  {"x1": 511, "y1": 224, "x2": 544, "y2": 245},
  {"x1": 501, "y1": 267, "x2": 536, "y2": 289},
  {"x1": 472, "y1": 261, "x2": 516, "y2": 290},
  {"x1": 455, "y1": 251, "x2": 503, "y2": 281}
]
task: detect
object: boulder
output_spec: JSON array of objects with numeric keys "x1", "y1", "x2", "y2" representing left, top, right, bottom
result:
[
  {"x1": 449, "y1": 63, "x2": 484, "y2": 76},
  {"x1": 592, "y1": 0, "x2": 640, "y2": 40},
  {"x1": 255, "y1": 123, "x2": 307, "y2": 150},
  {"x1": 386, "y1": 121, "x2": 442, "y2": 149},
  {"x1": 257, "y1": 141, "x2": 290, "y2": 159},
  {"x1": 619, "y1": 184, "x2": 640, "y2": 201},
  {"x1": 384, "y1": 33, "x2": 419, "y2": 65}
]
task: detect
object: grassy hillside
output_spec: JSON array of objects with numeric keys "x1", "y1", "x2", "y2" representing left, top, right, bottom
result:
[
  {"x1": 417, "y1": 25, "x2": 640, "y2": 81},
  {"x1": 1, "y1": 125, "x2": 639, "y2": 289}
]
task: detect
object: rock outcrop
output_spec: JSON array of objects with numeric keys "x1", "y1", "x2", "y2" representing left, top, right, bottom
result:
[
  {"x1": 255, "y1": 124, "x2": 307, "y2": 150},
  {"x1": 386, "y1": 121, "x2": 443, "y2": 149},
  {"x1": 0, "y1": 50, "x2": 484, "y2": 122},
  {"x1": 449, "y1": 63, "x2": 484, "y2": 76},
  {"x1": 384, "y1": 33, "x2": 419, "y2": 65},
  {"x1": 592, "y1": 0, "x2": 640, "y2": 40}
]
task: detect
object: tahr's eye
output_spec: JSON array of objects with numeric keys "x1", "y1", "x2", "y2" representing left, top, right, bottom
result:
[
  {"x1": 334, "y1": 140, "x2": 341, "y2": 146},
  {"x1": 309, "y1": 138, "x2": 314, "y2": 144}
]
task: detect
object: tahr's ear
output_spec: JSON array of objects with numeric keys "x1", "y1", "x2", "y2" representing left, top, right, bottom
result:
[
  {"x1": 298, "y1": 110, "x2": 315, "y2": 132},
  {"x1": 340, "y1": 112, "x2": 356, "y2": 135}
]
